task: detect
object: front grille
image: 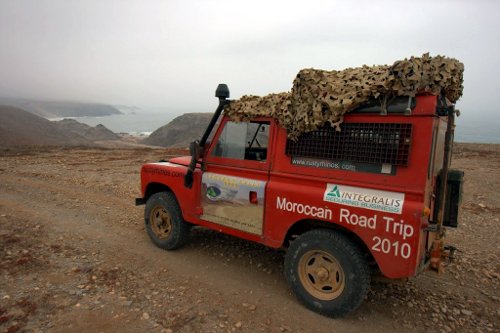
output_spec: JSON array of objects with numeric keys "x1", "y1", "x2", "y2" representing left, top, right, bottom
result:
[{"x1": 286, "y1": 123, "x2": 412, "y2": 166}]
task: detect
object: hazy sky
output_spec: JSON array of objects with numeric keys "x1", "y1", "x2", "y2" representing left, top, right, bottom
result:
[{"x1": 0, "y1": 0, "x2": 499, "y2": 119}]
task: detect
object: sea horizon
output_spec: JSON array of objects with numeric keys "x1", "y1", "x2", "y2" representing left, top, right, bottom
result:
[{"x1": 50, "y1": 112, "x2": 500, "y2": 144}]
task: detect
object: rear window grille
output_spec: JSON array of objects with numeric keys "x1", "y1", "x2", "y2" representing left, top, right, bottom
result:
[{"x1": 286, "y1": 123, "x2": 412, "y2": 166}]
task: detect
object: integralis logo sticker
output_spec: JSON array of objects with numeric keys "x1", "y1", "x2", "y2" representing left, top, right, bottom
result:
[
  {"x1": 324, "y1": 184, "x2": 405, "y2": 214},
  {"x1": 329, "y1": 185, "x2": 341, "y2": 198}
]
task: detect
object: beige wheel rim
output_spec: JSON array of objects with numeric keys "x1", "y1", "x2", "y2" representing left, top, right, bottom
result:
[
  {"x1": 298, "y1": 250, "x2": 345, "y2": 300},
  {"x1": 149, "y1": 206, "x2": 172, "y2": 240}
]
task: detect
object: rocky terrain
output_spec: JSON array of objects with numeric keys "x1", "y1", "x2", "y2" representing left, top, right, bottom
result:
[
  {"x1": 0, "y1": 143, "x2": 498, "y2": 333},
  {"x1": 143, "y1": 113, "x2": 213, "y2": 148},
  {"x1": 55, "y1": 119, "x2": 119, "y2": 142},
  {"x1": 0, "y1": 106, "x2": 121, "y2": 146},
  {"x1": 0, "y1": 105, "x2": 212, "y2": 149}
]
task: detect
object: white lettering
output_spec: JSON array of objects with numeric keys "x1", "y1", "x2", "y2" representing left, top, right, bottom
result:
[
  {"x1": 276, "y1": 196, "x2": 287, "y2": 210},
  {"x1": 383, "y1": 216, "x2": 414, "y2": 240},
  {"x1": 371, "y1": 236, "x2": 412, "y2": 260},
  {"x1": 276, "y1": 197, "x2": 332, "y2": 221},
  {"x1": 339, "y1": 208, "x2": 376, "y2": 229},
  {"x1": 339, "y1": 208, "x2": 350, "y2": 223}
]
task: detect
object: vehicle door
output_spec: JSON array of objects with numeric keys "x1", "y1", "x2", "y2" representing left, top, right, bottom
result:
[{"x1": 200, "y1": 117, "x2": 273, "y2": 236}]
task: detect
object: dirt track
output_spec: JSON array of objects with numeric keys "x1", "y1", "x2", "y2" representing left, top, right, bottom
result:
[{"x1": 0, "y1": 144, "x2": 498, "y2": 333}]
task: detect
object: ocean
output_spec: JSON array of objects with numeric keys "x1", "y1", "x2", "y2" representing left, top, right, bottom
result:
[
  {"x1": 51, "y1": 111, "x2": 185, "y2": 136},
  {"x1": 52, "y1": 112, "x2": 500, "y2": 144},
  {"x1": 454, "y1": 118, "x2": 500, "y2": 144}
]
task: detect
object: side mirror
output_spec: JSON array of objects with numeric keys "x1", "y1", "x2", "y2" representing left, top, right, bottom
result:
[
  {"x1": 189, "y1": 140, "x2": 201, "y2": 160},
  {"x1": 184, "y1": 140, "x2": 201, "y2": 188}
]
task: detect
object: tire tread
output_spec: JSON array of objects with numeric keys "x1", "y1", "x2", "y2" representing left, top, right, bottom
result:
[
  {"x1": 284, "y1": 228, "x2": 370, "y2": 317},
  {"x1": 144, "y1": 191, "x2": 190, "y2": 250}
]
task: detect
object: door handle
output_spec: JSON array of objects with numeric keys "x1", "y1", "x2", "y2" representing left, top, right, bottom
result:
[{"x1": 249, "y1": 191, "x2": 258, "y2": 204}]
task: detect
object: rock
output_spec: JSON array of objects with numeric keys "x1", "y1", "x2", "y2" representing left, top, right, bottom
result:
[
  {"x1": 142, "y1": 312, "x2": 150, "y2": 320},
  {"x1": 143, "y1": 113, "x2": 213, "y2": 148},
  {"x1": 461, "y1": 309, "x2": 473, "y2": 316},
  {"x1": 235, "y1": 321, "x2": 242, "y2": 328}
]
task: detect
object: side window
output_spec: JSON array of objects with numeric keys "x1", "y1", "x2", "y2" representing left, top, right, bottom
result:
[{"x1": 212, "y1": 121, "x2": 270, "y2": 161}]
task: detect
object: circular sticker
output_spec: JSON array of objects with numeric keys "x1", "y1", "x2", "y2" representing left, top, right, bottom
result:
[{"x1": 206, "y1": 185, "x2": 222, "y2": 201}]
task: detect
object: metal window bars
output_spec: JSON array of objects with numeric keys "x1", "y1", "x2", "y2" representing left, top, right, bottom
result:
[{"x1": 286, "y1": 123, "x2": 412, "y2": 167}]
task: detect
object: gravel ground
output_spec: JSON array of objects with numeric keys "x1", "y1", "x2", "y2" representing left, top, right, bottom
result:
[{"x1": 0, "y1": 143, "x2": 498, "y2": 333}]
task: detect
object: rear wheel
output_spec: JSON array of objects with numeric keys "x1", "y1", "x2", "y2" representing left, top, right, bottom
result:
[
  {"x1": 144, "y1": 192, "x2": 190, "y2": 250},
  {"x1": 284, "y1": 229, "x2": 370, "y2": 317}
]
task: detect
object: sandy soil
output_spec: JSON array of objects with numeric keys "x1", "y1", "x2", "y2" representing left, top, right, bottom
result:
[{"x1": 0, "y1": 143, "x2": 498, "y2": 333}]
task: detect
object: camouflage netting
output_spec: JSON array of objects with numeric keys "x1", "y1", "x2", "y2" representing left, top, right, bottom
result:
[
  {"x1": 225, "y1": 53, "x2": 464, "y2": 139},
  {"x1": 223, "y1": 92, "x2": 291, "y2": 124}
]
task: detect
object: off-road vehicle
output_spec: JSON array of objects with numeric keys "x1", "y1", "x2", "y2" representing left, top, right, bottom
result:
[{"x1": 136, "y1": 56, "x2": 463, "y2": 317}]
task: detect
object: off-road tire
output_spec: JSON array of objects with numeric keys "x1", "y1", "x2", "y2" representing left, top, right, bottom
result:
[
  {"x1": 284, "y1": 229, "x2": 370, "y2": 317},
  {"x1": 144, "y1": 192, "x2": 190, "y2": 250}
]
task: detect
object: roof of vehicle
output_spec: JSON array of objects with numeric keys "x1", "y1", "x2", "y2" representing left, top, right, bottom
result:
[{"x1": 225, "y1": 53, "x2": 464, "y2": 139}]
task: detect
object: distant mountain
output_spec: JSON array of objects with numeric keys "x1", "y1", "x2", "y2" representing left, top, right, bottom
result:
[
  {"x1": 143, "y1": 113, "x2": 213, "y2": 148},
  {"x1": 0, "y1": 97, "x2": 122, "y2": 118},
  {"x1": 0, "y1": 105, "x2": 118, "y2": 146},
  {"x1": 113, "y1": 105, "x2": 141, "y2": 115}
]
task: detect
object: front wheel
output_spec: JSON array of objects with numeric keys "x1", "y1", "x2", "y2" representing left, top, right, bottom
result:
[
  {"x1": 144, "y1": 192, "x2": 190, "y2": 250},
  {"x1": 284, "y1": 229, "x2": 370, "y2": 317}
]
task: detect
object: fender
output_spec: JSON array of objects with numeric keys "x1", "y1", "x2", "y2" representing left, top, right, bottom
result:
[{"x1": 139, "y1": 161, "x2": 202, "y2": 221}]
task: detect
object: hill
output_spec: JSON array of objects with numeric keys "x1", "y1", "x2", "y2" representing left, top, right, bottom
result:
[
  {"x1": 56, "y1": 119, "x2": 119, "y2": 141},
  {"x1": 143, "y1": 113, "x2": 213, "y2": 148},
  {"x1": 0, "y1": 105, "x2": 117, "y2": 146},
  {"x1": 0, "y1": 97, "x2": 122, "y2": 118}
]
